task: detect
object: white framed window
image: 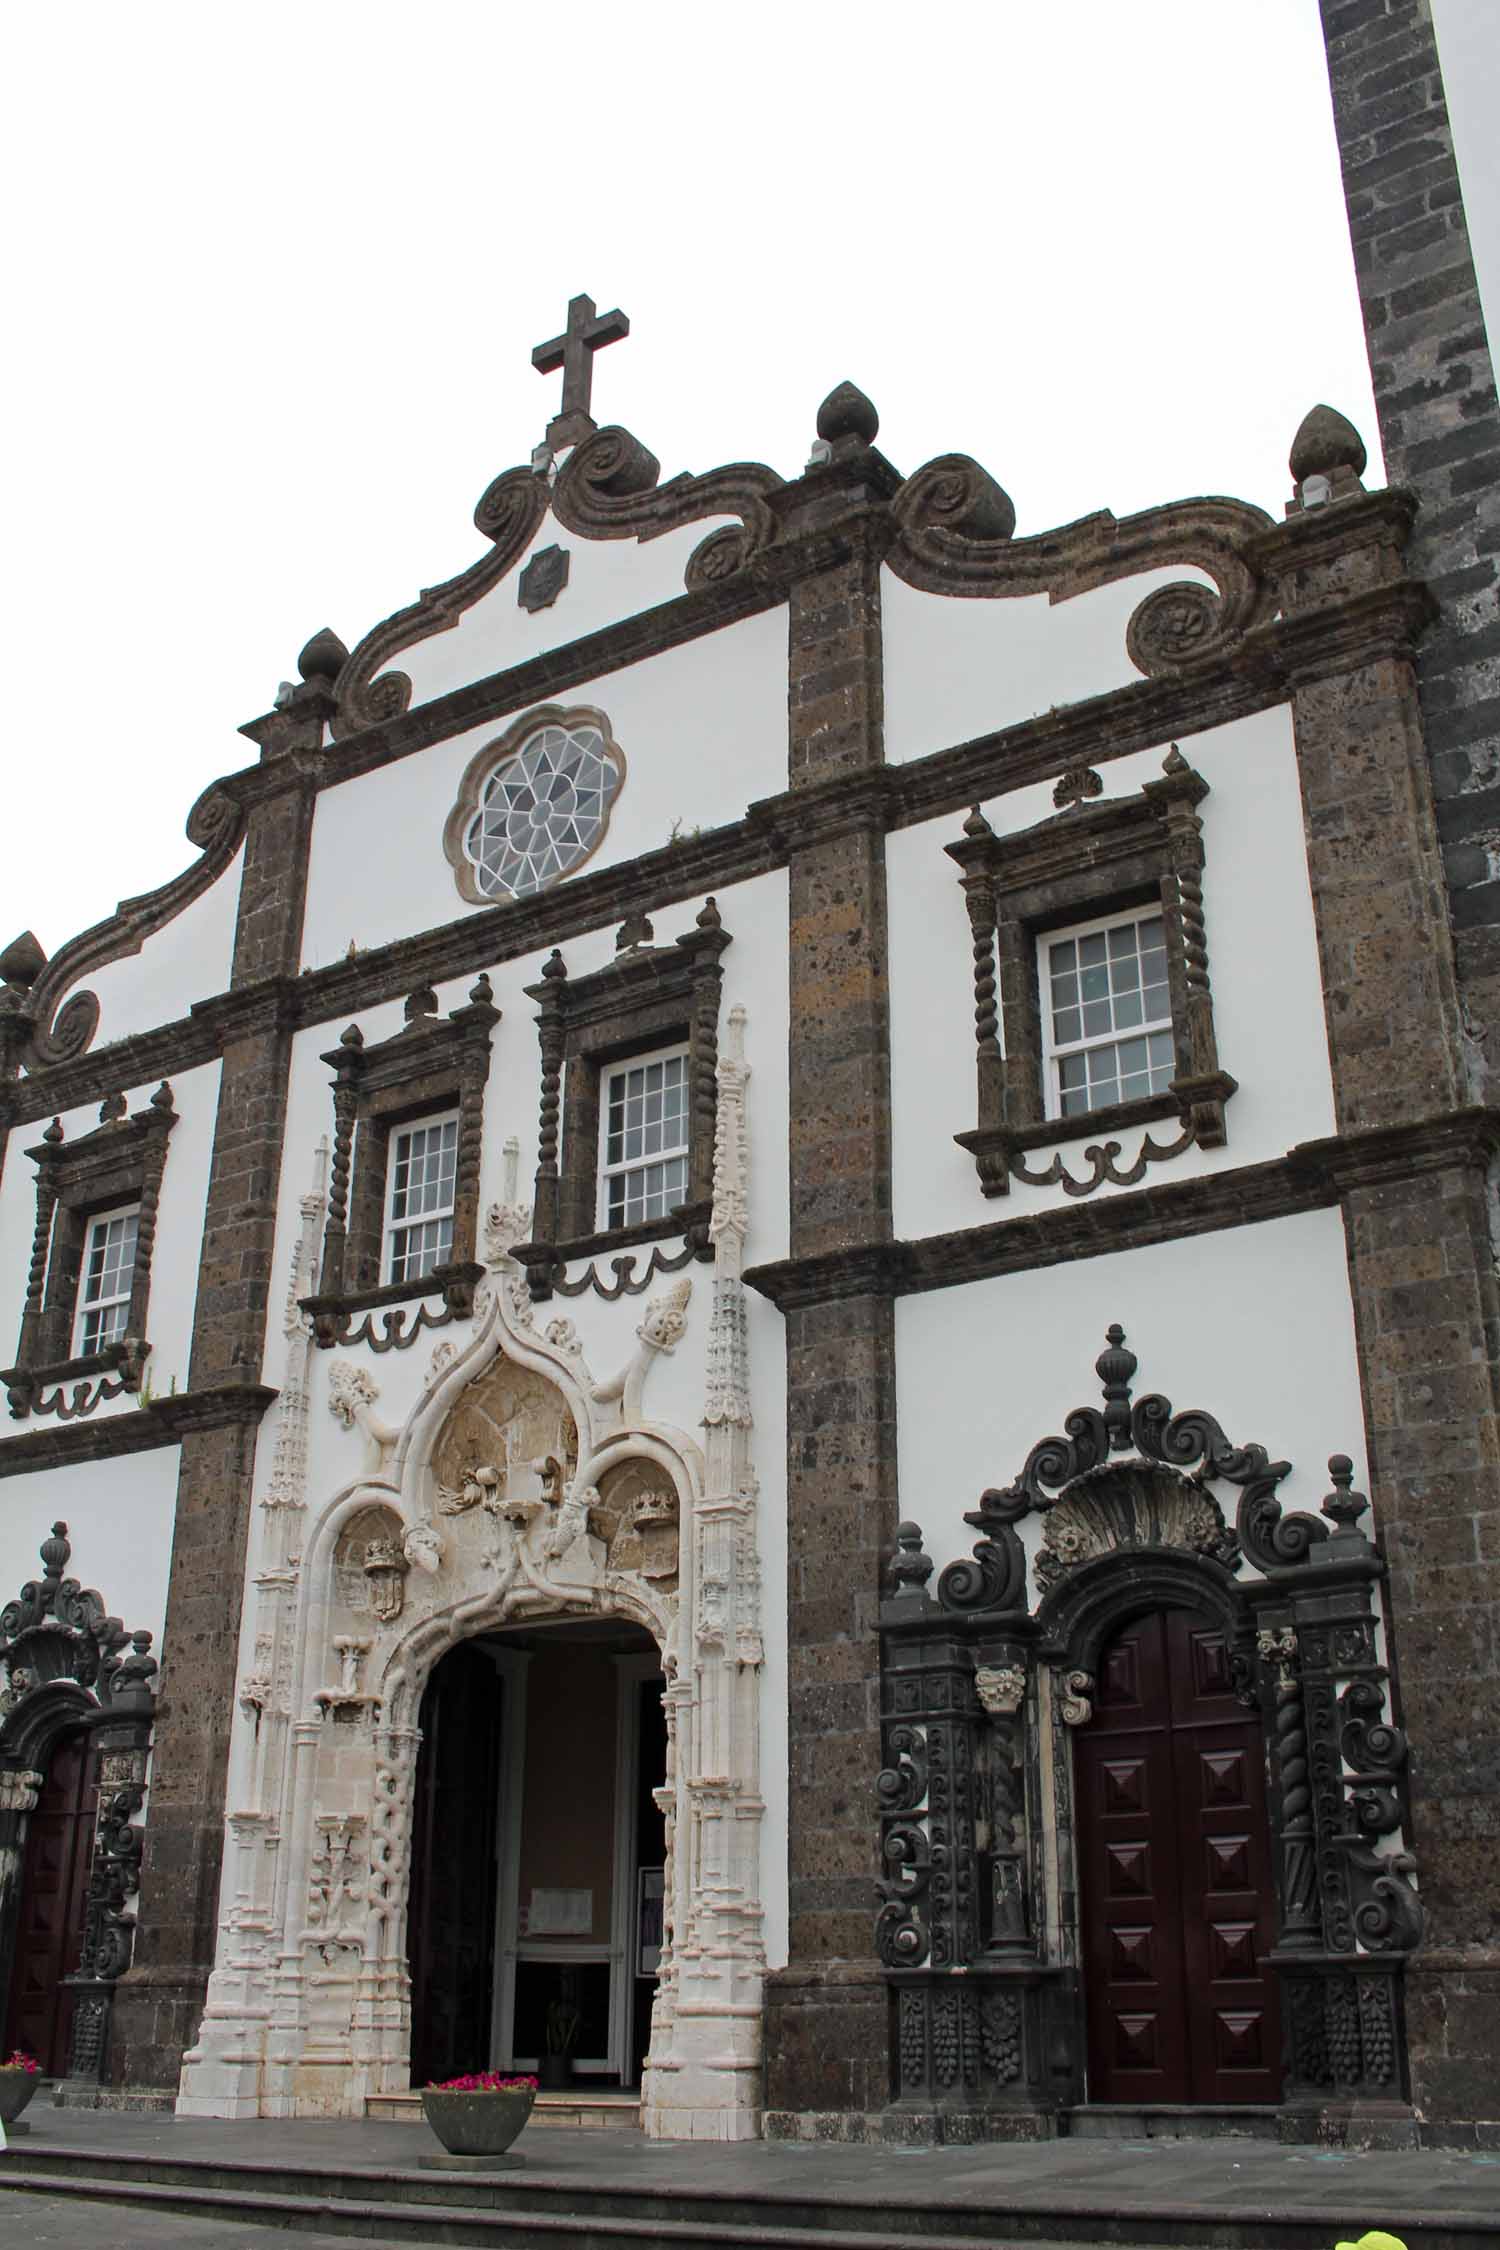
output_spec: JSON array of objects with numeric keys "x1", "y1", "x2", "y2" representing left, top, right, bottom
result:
[
  {"x1": 74, "y1": 1204, "x2": 140, "y2": 1357},
  {"x1": 599, "y1": 1049, "x2": 690, "y2": 1231},
  {"x1": 1040, "y1": 909, "x2": 1176, "y2": 1119},
  {"x1": 384, "y1": 1113, "x2": 459, "y2": 1284}
]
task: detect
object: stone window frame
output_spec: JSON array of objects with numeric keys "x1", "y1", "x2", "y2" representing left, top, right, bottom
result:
[
  {"x1": 442, "y1": 702, "x2": 627, "y2": 909},
  {"x1": 302, "y1": 978, "x2": 499, "y2": 1348},
  {"x1": 2, "y1": 1084, "x2": 177, "y2": 1415},
  {"x1": 945, "y1": 750, "x2": 1235, "y2": 1199},
  {"x1": 514, "y1": 901, "x2": 731, "y2": 1300}
]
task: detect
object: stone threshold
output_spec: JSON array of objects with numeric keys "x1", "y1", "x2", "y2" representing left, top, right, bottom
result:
[{"x1": 1065, "y1": 2103, "x2": 1280, "y2": 2141}]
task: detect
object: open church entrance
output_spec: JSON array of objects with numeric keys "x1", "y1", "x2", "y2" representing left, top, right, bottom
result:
[
  {"x1": 1075, "y1": 1605, "x2": 1281, "y2": 2106},
  {"x1": 407, "y1": 1620, "x2": 666, "y2": 2090}
]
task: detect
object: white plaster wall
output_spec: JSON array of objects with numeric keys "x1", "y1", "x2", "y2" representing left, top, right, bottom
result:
[
  {"x1": 895, "y1": 1205, "x2": 1368, "y2": 1587},
  {"x1": 299, "y1": 607, "x2": 789, "y2": 972},
  {"x1": 882, "y1": 564, "x2": 1217, "y2": 765},
  {"x1": 0, "y1": 1059, "x2": 220, "y2": 1420},
  {"x1": 139, "y1": 1058, "x2": 220, "y2": 1396},
  {"x1": 887, "y1": 705, "x2": 1335, "y2": 1243},
  {"x1": 393, "y1": 513, "x2": 743, "y2": 710},
  {"x1": 0, "y1": 1446, "x2": 181, "y2": 1648},
  {"x1": 45, "y1": 849, "x2": 243, "y2": 1050}
]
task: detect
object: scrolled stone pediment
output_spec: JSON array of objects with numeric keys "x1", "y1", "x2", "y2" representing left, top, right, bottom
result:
[{"x1": 1034, "y1": 1462, "x2": 1239, "y2": 1594}]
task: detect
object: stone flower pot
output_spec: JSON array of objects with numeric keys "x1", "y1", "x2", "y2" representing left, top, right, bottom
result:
[
  {"x1": 0, "y1": 2067, "x2": 40, "y2": 2129},
  {"x1": 419, "y1": 2083, "x2": 535, "y2": 2169}
]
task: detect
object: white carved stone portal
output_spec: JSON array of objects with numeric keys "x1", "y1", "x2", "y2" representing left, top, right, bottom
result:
[{"x1": 179, "y1": 1008, "x2": 764, "y2": 2140}]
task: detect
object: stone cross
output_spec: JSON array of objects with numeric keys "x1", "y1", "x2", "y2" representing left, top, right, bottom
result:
[{"x1": 532, "y1": 292, "x2": 629, "y2": 451}]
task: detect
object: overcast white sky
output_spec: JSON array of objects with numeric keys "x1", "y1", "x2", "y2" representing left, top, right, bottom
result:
[{"x1": 1, "y1": 1, "x2": 1493, "y2": 957}]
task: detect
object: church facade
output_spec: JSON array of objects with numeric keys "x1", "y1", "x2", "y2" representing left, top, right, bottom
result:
[{"x1": 1, "y1": 0, "x2": 1497, "y2": 2147}]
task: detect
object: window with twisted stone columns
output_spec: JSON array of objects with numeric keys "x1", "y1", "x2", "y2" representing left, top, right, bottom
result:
[
  {"x1": 513, "y1": 900, "x2": 731, "y2": 1299},
  {"x1": 302, "y1": 977, "x2": 499, "y2": 1347},
  {"x1": 946, "y1": 747, "x2": 1235, "y2": 1199},
  {"x1": 2, "y1": 1084, "x2": 177, "y2": 1418}
]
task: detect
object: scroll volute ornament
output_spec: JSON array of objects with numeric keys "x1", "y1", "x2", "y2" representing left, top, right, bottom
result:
[
  {"x1": 887, "y1": 450, "x2": 1271, "y2": 675},
  {"x1": 551, "y1": 424, "x2": 785, "y2": 591}
]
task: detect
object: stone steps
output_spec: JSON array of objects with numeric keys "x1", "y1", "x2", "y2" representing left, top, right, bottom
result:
[
  {"x1": 3, "y1": 2139, "x2": 1497, "y2": 2250},
  {"x1": 0, "y1": 2163, "x2": 1132, "y2": 2250}
]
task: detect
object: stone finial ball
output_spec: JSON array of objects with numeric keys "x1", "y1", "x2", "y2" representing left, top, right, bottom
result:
[
  {"x1": 1289, "y1": 404, "x2": 1367, "y2": 483},
  {"x1": 816, "y1": 381, "x2": 880, "y2": 447},
  {"x1": 297, "y1": 626, "x2": 350, "y2": 684}
]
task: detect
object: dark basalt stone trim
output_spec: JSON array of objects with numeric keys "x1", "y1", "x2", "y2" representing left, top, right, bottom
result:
[
  {"x1": 0, "y1": 1383, "x2": 277, "y2": 1479},
  {"x1": 301, "y1": 1263, "x2": 484, "y2": 1350},
  {"x1": 998, "y1": 1090, "x2": 1184, "y2": 1151},
  {"x1": 2, "y1": 989, "x2": 294, "y2": 1131},
  {"x1": 4, "y1": 683, "x2": 1281, "y2": 1130},
  {"x1": 530, "y1": 1208, "x2": 701, "y2": 1265},
  {"x1": 1233, "y1": 579, "x2": 1437, "y2": 689},
  {"x1": 745, "y1": 1108, "x2": 1500, "y2": 1311},
  {"x1": 4, "y1": 578, "x2": 1433, "y2": 1126}
]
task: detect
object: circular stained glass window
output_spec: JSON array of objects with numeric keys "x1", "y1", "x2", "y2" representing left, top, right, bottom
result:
[{"x1": 458, "y1": 715, "x2": 624, "y2": 902}]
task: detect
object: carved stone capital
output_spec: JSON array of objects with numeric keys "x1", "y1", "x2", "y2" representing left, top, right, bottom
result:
[{"x1": 0, "y1": 1765, "x2": 44, "y2": 1814}]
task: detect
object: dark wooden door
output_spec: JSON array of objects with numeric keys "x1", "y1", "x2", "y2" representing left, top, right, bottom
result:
[
  {"x1": 407, "y1": 1644, "x2": 503, "y2": 2087},
  {"x1": 1076, "y1": 1607, "x2": 1281, "y2": 2105},
  {"x1": 4, "y1": 1728, "x2": 97, "y2": 2073}
]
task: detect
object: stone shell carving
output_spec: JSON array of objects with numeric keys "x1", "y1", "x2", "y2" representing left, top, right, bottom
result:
[{"x1": 1034, "y1": 1464, "x2": 1237, "y2": 1592}]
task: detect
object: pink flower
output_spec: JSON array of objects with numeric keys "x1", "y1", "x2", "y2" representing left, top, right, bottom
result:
[
  {"x1": 427, "y1": 2071, "x2": 537, "y2": 2093},
  {"x1": 2, "y1": 2051, "x2": 40, "y2": 2074}
]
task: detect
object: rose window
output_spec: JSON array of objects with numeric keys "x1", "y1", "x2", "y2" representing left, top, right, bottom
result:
[{"x1": 458, "y1": 717, "x2": 624, "y2": 902}]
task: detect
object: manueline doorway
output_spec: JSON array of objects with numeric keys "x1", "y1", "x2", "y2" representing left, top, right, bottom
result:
[{"x1": 407, "y1": 1620, "x2": 666, "y2": 2090}]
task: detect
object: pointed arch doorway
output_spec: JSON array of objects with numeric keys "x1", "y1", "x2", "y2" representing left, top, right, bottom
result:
[
  {"x1": 1075, "y1": 1604, "x2": 1281, "y2": 2105},
  {"x1": 406, "y1": 1618, "x2": 666, "y2": 2091}
]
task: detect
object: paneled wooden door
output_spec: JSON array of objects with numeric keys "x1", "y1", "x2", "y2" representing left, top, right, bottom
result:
[
  {"x1": 3, "y1": 1727, "x2": 97, "y2": 2073},
  {"x1": 1075, "y1": 1606, "x2": 1281, "y2": 2105}
]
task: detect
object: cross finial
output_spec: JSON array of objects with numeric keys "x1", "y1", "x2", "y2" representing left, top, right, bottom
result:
[{"x1": 532, "y1": 292, "x2": 630, "y2": 452}]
